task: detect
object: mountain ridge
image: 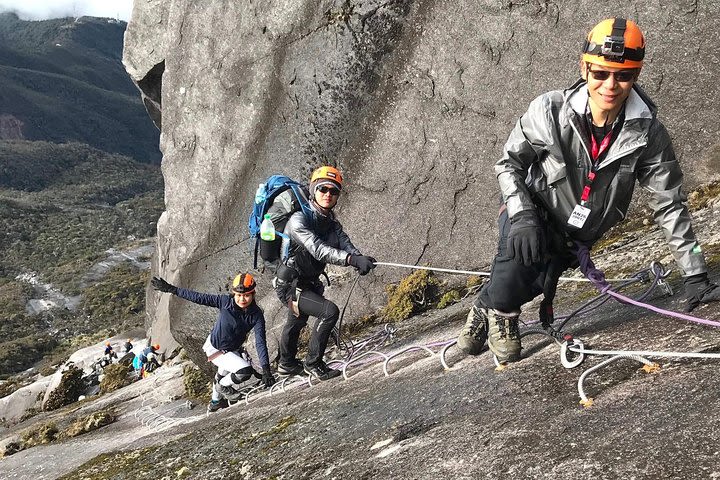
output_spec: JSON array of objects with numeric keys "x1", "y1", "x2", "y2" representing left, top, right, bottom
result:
[{"x1": 0, "y1": 12, "x2": 159, "y2": 162}]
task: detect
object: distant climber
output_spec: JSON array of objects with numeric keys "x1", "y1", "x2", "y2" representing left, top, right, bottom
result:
[
  {"x1": 124, "y1": 338, "x2": 133, "y2": 354},
  {"x1": 101, "y1": 341, "x2": 117, "y2": 367},
  {"x1": 457, "y1": 18, "x2": 720, "y2": 364},
  {"x1": 151, "y1": 273, "x2": 275, "y2": 412},
  {"x1": 273, "y1": 166, "x2": 377, "y2": 380},
  {"x1": 132, "y1": 343, "x2": 162, "y2": 379}
]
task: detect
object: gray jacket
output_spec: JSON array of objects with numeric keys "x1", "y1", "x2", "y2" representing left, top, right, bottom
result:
[
  {"x1": 497, "y1": 80, "x2": 706, "y2": 276},
  {"x1": 282, "y1": 203, "x2": 361, "y2": 282}
]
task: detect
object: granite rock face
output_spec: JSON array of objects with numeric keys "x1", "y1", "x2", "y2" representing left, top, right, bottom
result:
[{"x1": 123, "y1": 0, "x2": 720, "y2": 367}]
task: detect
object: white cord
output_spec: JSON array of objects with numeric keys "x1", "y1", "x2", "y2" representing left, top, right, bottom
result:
[{"x1": 373, "y1": 261, "x2": 636, "y2": 283}]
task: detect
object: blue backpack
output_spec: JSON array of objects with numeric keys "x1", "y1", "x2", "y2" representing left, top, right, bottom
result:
[{"x1": 248, "y1": 175, "x2": 313, "y2": 269}]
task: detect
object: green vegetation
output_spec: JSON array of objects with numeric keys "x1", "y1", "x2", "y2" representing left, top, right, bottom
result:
[
  {"x1": 43, "y1": 364, "x2": 85, "y2": 411},
  {"x1": 20, "y1": 421, "x2": 58, "y2": 447},
  {"x1": 0, "y1": 335, "x2": 58, "y2": 378},
  {"x1": 2, "y1": 408, "x2": 117, "y2": 457},
  {"x1": 0, "y1": 13, "x2": 160, "y2": 162},
  {"x1": 0, "y1": 141, "x2": 163, "y2": 291},
  {"x1": 467, "y1": 275, "x2": 484, "y2": 288},
  {"x1": 0, "y1": 141, "x2": 162, "y2": 377},
  {"x1": 688, "y1": 180, "x2": 720, "y2": 212},
  {"x1": 437, "y1": 289, "x2": 461, "y2": 309},
  {"x1": 99, "y1": 363, "x2": 133, "y2": 394},
  {"x1": 61, "y1": 408, "x2": 117, "y2": 439},
  {"x1": 0, "y1": 376, "x2": 31, "y2": 399},
  {"x1": 80, "y1": 263, "x2": 149, "y2": 320},
  {"x1": 183, "y1": 364, "x2": 211, "y2": 403},
  {"x1": 382, "y1": 269, "x2": 442, "y2": 321}
]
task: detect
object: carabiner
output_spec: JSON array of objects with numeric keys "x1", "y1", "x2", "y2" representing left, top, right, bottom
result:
[{"x1": 560, "y1": 337, "x2": 586, "y2": 369}]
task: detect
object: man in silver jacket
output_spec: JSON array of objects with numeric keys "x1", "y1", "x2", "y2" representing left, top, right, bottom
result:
[
  {"x1": 458, "y1": 18, "x2": 720, "y2": 364},
  {"x1": 274, "y1": 166, "x2": 376, "y2": 380}
]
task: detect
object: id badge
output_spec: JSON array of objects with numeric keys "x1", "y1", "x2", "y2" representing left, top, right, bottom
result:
[{"x1": 567, "y1": 205, "x2": 591, "y2": 228}]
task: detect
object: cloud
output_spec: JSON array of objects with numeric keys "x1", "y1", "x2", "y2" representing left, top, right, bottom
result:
[{"x1": 0, "y1": 0, "x2": 133, "y2": 22}]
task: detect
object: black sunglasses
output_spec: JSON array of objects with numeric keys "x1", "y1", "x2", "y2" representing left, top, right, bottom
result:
[
  {"x1": 588, "y1": 69, "x2": 637, "y2": 82},
  {"x1": 318, "y1": 185, "x2": 340, "y2": 196}
]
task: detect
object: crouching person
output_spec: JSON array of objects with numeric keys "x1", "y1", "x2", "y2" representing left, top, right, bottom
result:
[
  {"x1": 132, "y1": 343, "x2": 162, "y2": 379},
  {"x1": 151, "y1": 273, "x2": 276, "y2": 412}
]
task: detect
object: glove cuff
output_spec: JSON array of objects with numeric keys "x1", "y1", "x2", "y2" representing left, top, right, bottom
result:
[
  {"x1": 509, "y1": 210, "x2": 540, "y2": 225},
  {"x1": 683, "y1": 272, "x2": 709, "y2": 286}
]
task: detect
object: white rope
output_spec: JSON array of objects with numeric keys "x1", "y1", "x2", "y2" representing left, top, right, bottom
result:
[
  {"x1": 569, "y1": 345, "x2": 720, "y2": 359},
  {"x1": 373, "y1": 261, "x2": 636, "y2": 283}
]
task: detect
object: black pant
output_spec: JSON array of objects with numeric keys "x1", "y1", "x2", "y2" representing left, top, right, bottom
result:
[
  {"x1": 278, "y1": 283, "x2": 340, "y2": 366},
  {"x1": 478, "y1": 208, "x2": 578, "y2": 313}
]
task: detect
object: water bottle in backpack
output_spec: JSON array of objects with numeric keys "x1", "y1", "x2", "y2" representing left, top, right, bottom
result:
[{"x1": 260, "y1": 214, "x2": 276, "y2": 241}]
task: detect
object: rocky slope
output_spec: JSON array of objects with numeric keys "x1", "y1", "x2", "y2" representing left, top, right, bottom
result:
[
  {"x1": 122, "y1": 0, "x2": 720, "y2": 369},
  {"x1": 0, "y1": 192, "x2": 718, "y2": 478}
]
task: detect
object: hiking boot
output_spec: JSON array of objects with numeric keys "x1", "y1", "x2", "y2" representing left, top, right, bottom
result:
[
  {"x1": 487, "y1": 309, "x2": 521, "y2": 363},
  {"x1": 277, "y1": 359, "x2": 304, "y2": 376},
  {"x1": 304, "y1": 360, "x2": 341, "y2": 381},
  {"x1": 220, "y1": 385, "x2": 254, "y2": 401},
  {"x1": 457, "y1": 304, "x2": 489, "y2": 355},
  {"x1": 207, "y1": 398, "x2": 229, "y2": 412}
]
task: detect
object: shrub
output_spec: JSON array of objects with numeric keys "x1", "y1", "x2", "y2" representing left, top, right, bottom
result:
[
  {"x1": 437, "y1": 289, "x2": 461, "y2": 309},
  {"x1": 44, "y1": 364, "x2": 85, "y2": 411},
  {"x1": 20, "y1": 422, "x2": 58, "y2": 447},
  {"x1": 382, "y1": 269, "x2": 441, "y2": 322},
  {"x1": 60, "y1": 409, "x2": 117, "y2": 439},
  {"x1": 99, "y1": 363, "x2": 132, "y2": 394},
  {"x1": 183, "y1": 364, "x2": 211, "y2": 403}
]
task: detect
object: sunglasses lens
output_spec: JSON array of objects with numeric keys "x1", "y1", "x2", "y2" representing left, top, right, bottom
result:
[
  {"x1": 319, "y1": 186, "x2": 340, "y2": 195},
  {"x1": 590, "y1": 70, "x2": 635, "y2": 82}
]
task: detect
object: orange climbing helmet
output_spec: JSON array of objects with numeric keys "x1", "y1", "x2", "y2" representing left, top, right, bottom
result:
[
  {"x1": 582, "y1": 18, "x2": 645, "y2": 69},
  {"x1": 232, "y1": 273, "x2": 256, "y2": 294},
  {"x1": 310, "y1": 166, "x2": 343, "y2": 190},
  {"x1": 152, "y1": 344, "x2": 160, "y2": 350}
]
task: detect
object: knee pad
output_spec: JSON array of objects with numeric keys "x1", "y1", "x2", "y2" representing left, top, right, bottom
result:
[{"x1": 230, "y1": 367, "x2": 255, "y2": 384}]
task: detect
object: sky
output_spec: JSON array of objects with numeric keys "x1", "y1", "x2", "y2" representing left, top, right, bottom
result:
[{"x1": 0, "y1": 0, "x2": 133, "y2": 21}]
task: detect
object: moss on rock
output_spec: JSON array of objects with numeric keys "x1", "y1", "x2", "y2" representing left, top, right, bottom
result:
[
  {"x1": 44, "y1": 364, "x2": 85, "y2": 411},
  {"x1": 382, "y1": 269, "x2": 441, "y2": 322},
  {"x1": 100, "y1": 363, "x2": 133, "y2": 394},
  {"x1": 61, "y1": 408, "x2": 117, "y2": 439},
  {"x1": 437, "y1": 289, "x2": 461, "y2": 309},
  {"x1": 183, "y1": 364, "x2": 211, "y2": 403},
  {"x1": 20, "y1": 421, "x2": 58, "y2": 448}
]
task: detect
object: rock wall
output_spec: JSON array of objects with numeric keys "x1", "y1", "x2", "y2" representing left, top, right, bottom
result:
[{"x1": 123, "y1": 0, "x2": 720, "y2": 367}]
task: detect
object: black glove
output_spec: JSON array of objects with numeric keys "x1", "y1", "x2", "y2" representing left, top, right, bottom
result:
[
  {"x1": 684, "y1": 273, "x2": 720, "y2": 313},
  {"x1": 151, "y1": 276, "x2": 177, "y2": 294},
  {"x1": 506, "y1": 211, "x2": 545, "y2": 267},
  {"x1": 348, "y1": 255, "x2": 376, "y2": 276},
  {"x1": 261, "y1": 365, "x2": 276, "y2": 388}
]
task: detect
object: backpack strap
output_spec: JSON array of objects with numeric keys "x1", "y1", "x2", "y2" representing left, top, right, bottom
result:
[
  {"x1": 253, "y1": 237, "x2": 261, "y2": 270},
  {"x1": 289, "y1": 184, "x2": 314, "y2": 222}
]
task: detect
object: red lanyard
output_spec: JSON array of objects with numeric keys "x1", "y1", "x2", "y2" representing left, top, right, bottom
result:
[{"x1": 580, "y1": 130, "x2": 613, "y2": 205}]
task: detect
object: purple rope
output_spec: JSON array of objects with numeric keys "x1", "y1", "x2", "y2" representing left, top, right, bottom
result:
[
  {"x1": 603, "y1": 289, "x2": 720, "y2": 328},
  {"x1": 575, "y1": 242, "x2": 720, "y2": 328}
]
